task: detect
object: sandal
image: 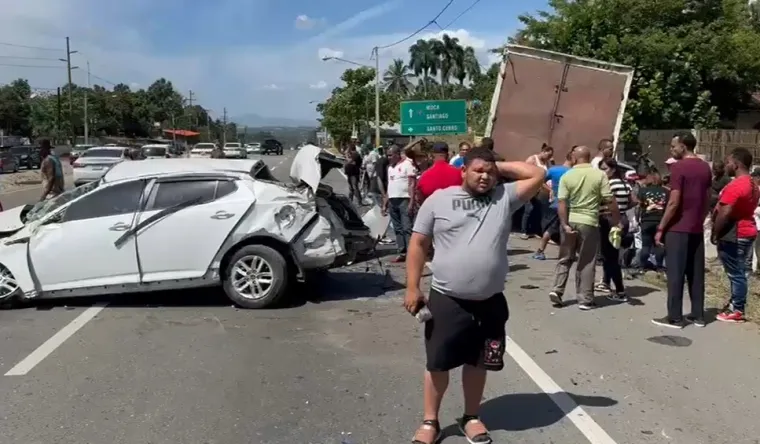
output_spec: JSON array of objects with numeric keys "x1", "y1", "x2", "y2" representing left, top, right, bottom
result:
[
  {"x1": 412, "y1": 419, "x2": 441, "y2": 444},
  {"x1": 458, "y1": 415, "x2": 492, "y2": 444}
]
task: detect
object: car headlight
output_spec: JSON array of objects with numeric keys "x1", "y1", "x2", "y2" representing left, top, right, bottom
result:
[{"x1": 275, "y1": 205, "x2": 296, "y2": 228}]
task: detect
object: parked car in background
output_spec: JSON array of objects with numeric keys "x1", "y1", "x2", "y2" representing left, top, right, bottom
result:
[
  {"x1": 71, "y1": 146, "x2": 131, "y2": 186},
  {"x1": 261, "y1": 139, "x2": 283, "y2": 155},
  {"x1": 9, "y1": 146, "x2": 41, "y2": 169},
  {"x1": 190, "y1": 143, "x2": 217, "y2": 158},
  {"x1": 0, "y1": 150, "x2": 375, "y2": 309},
  {"x1": 70, "y1": 144, "x2": 95, "y2": 164},
  {"x1": 246, "y1": 142, "x2": 262, "y2": 154},
  {"x1": 223, "y1": 142, "x2": 247, "y2": 159},
  {"x1": 141, "y1": 144, "x2": 173, "y2": 159},
  {"x1": 0, "y1": 149, "x2": 19, "y2": 173}
]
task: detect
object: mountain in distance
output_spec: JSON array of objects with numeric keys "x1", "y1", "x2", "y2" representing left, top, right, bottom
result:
[{"x1": 233, "y1": 113, "x2": 317, "y2": 128}]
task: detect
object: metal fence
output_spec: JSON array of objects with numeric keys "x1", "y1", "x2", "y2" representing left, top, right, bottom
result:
[{"x1": 628, "y1": 129, "x2": 760, "y2": 170}]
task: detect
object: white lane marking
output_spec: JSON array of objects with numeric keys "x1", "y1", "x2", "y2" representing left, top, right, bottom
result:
[
  {"x1": 4, "y1": 304, "x2": 108, "y2": 376},
  {"x1": 506, "y1": 338, "x2": 618, "y2": 444},
  {"x1": 422, "y1": 262, "x2": 616, "y2": 443}
]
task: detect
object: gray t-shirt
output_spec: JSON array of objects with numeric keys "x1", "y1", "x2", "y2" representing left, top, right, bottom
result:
[{"x1": 412, "y1": 183, "x2": 523, "y2": 300}]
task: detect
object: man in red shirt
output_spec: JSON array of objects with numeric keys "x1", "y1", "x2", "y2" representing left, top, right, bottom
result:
[
  {"x1": 417, "y1": 142, "x2": 462, "y2": 202},
  {"x1": 712, "y1": 148, "x2": 759, "y2": 323},
  {"x1": 653, "y1": 132, "x2": 712, "y2": 329}
]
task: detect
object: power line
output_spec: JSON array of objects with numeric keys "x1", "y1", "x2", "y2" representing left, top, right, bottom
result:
[
  {"x1": 376, "y1": 0, "x2": 455, "y2": 50},
  {"x1": 438, "y1": 0, "x2": 483, "y2": 30},
  {"x1": 0, "y1": 63, "x2": 65, "y2": 69},
  {"x1": 0, "y1": 55, "x2": 64, "y2": 62},
  {"x1": 88, "y1": 72, "x2": 117, "y2": 86},
  {"x1": 0, "y1": 41, "x2": 63, "y2": 52}
]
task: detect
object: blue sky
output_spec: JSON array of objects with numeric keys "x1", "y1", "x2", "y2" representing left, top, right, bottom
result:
[{"x1": 0, "y1": 0, "x2": 547, "y2": 124}]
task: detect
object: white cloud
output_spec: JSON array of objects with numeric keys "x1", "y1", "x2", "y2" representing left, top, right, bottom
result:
[
  {"x1": 309, "y1": 81, "x2": 328, "y2": 89},
  {"x1": 295, "y1": 14, "x2": 320, "y2": 30},
  {"x1": 0, "y1": 0, "x2": 510, "y2": 123},
  {"x1": 310, "y1": 0, "x2": 402, "y2": 42},
  {"x1": 317, "y1": 47, "x2": 344, "y2": 60}
]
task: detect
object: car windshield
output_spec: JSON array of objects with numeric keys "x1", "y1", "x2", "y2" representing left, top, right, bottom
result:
[
  {"x1": 195, "y1": 144, "x2": 215, "y2": 149},
  {"x1": 10, "y1": 146, "x2": 29, "y2": 154},
  {"x1": 82, "y1": 149, "x2": 122, "y2": 158},
  {"x1": 143, "y1": 147, "x2": 167, "y2": 156},
  {"x1": 25, "y1": 181, "x2": 100, "y2": 223}
]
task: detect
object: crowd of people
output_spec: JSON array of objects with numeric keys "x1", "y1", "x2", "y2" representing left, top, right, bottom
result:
[{"x1": 338, "y1": 133, "x2": 759, "y2": 443}]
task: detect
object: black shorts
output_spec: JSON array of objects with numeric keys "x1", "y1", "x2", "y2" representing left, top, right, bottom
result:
[
  {"x1": 542, "y1": 206, "x2": 560, "y2": 236},
  {"x1": 424, "y1": 289, "x2": 509, "y2": 372}
]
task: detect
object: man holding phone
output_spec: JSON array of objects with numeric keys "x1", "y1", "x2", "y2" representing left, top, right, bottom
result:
[{"x1": 404, "y1": 147, "x2": 544, "y2": 444}]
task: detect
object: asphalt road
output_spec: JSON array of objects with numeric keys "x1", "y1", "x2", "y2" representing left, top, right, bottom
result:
[{"x1": 1, "y1": 150, "x2": 759, "y2": 443}]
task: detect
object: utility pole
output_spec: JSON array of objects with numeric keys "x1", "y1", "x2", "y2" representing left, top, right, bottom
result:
[
  {"x1": 65, "y1": 37, "x2": 75, "y2": 145},
  {"x1": 56, "y1": 87, "x2": 62, "y2": 142},
  {"x1": 222, "y1": 107, "x2": 228, "y2": 146},
  {"x1": 206, "y1": 110, "x2": 211, "y2": 142},
  {"x1": 188, "y1": 90, "x2": 194, "y2": 107},
  {"x1": 171, "y1": 114, "x2": 177, "y2": 145},
  {"x1": 373, "y1": 46, "x2": 380, "y2": 147},
  {"x1": 84, "y1": 61, "x2": 90, "y2": 145}
]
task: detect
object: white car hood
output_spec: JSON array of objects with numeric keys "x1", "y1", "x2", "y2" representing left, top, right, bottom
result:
[
  {"x1": 289, "y1": 144, "x2": 344, "y2": 192},
  {"x1": 0, "y1": 205, "x2": 27, "y2": 233}
]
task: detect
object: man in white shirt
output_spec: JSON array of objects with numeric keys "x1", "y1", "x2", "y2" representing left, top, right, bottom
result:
[
  {"x1": 383, "y1": 145, "x2": 418, "y2": 262},
  {"x1": 591, "y1": 138, "x2": 614, "y2": 169}
]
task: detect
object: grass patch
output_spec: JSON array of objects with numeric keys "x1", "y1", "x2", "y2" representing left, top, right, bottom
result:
[{"x1": 639, "y1": 259, "x2": 760, "y2": 322}]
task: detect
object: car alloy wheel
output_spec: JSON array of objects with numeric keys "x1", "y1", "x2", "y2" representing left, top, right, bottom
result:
[
  {"x1": 0, "y1": 264, "x2": 19, "y2": 300},
  {"x1": 230, "y1": 254, "x2": 275, "y2": 300}
]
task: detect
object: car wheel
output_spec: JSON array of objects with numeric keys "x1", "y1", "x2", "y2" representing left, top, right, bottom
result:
[
  {"x1": 0, "y1": 264, "x2": 21, "y2": 309},
  {"x1": 222, "y1": 244, "x2": 288, "y2": 309}
]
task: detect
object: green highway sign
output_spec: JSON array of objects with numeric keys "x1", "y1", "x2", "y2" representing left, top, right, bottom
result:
[{"x1": 400, "y1": 100, "x2": 467, "y2": 136}]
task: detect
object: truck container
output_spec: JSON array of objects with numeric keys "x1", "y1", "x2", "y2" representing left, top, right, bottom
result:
[{"x1": 484, "y1": 45, "x2": 634, "y2": 162}]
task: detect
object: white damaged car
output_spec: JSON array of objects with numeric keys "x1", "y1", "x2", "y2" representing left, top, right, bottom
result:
[{"x1": 0, "y1": 145, "x2": 377, "y2": 309}]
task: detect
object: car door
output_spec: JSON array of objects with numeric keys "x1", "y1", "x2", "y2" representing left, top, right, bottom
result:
[
  {"x1": 28, "y1": 180, "x2": 146, "y2": 291},
  {"x1": 134, "y1": 178, "x2": 253, "y2": 282}
]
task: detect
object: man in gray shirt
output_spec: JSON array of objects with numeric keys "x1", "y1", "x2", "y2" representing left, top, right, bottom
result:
[{"x1": 404, "y1": 147, "x2": 544, "y2": 444}]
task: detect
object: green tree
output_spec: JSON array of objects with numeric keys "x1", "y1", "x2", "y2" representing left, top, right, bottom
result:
[
  {"x1": 383, "y1": 59, "x2": 414, "y2": 95},
  {"x1": 509, "y1": 0, "x2": 760, "y2": 140}
]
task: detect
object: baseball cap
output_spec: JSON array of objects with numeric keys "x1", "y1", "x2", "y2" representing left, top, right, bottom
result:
[
  {"x1": 431, "y1": 142, "x2": 449, "y2": 153},
  {"x1": 665, "y1": 157, "x2": 677, "y2": 165}
]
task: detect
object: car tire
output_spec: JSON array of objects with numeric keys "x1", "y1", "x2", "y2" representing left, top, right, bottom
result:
[{"x1": 222, "y1": 244, "x2": 289, "y2": 309}]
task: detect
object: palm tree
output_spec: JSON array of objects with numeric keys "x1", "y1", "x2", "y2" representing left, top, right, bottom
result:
[
  {"x1": 433, "y1": 34, "x2": 464, "y2": 85},
  {"x1": 409, "y1": 39, "x2": 438, "y2": 96},
  {"x1": 383, "y1": 59, "x2": 414, "y2": 95}
]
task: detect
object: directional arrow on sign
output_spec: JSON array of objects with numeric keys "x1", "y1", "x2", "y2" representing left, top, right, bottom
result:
[{"x1": 408, "y1": 127, "x2": 413, "y2": 132}]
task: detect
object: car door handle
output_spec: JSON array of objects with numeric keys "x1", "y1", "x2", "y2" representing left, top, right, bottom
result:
[
  {"x1": 109, "y1": 222, "x2": 130, "y2": 231},
  {"x1": 210, "y1": 211, "x2": 235, "y2": 220}
]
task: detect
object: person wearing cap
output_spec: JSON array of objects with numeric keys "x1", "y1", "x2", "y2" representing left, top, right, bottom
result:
[{"x1": 417, "y1": 142, "x2": 463, "y2": 203}]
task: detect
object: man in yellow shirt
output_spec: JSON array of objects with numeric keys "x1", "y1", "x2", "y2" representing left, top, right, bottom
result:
[{"x1": 550, "y1": 146, "x2": 621, "y2": 310}]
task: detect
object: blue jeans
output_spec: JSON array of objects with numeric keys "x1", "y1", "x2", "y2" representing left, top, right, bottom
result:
[
  {"x1": 388, "y1": 198, "x2": 412, "y2": 255},
  {"x1": 717, "y1": 238, "x2": 755, "y2": 313}
]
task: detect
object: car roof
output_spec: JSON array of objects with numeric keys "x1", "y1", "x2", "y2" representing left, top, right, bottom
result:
[
  {"x1": 89, "y1": 146, "x2": 128, "y2": 151},
  {"x1": 141, "y1": 144, "x2": 169, "y2": 148},
  {"x1": 103, "y1": 158, "x2": 264, "y2": 182}
]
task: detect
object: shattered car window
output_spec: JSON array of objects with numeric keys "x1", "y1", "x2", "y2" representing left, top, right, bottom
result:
[{"x1": 25, "y1": 181, "x2": 100, "y2": 223}]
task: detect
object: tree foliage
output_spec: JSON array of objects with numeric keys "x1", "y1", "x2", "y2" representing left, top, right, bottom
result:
[
  {"x1": 0, "y1": 78, "x2": 236, "y2": 143},
  {"x1": 317, "y1": 34, "x2": 496, "y2": 144},
  {"x1": 509, "y1": 0, "x2": 760, "y2": 141}
]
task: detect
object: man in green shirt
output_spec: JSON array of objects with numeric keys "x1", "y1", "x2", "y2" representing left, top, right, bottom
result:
[{"x1": 549, "y1": 146, "x2": 621, "y2": 310}]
